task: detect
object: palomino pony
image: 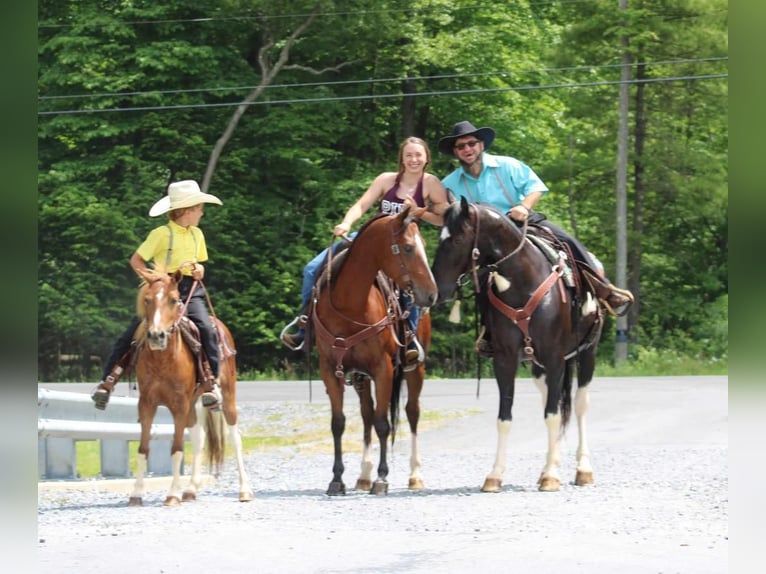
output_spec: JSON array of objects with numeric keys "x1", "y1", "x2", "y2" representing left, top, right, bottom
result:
[
  {"x1": 129, "y1": 267, "x2": 254, "y2": 506},
  {"x1": 310, "y1": 206, "x2": 438, "y2": 495},
  {"x1": 431, "y1": 198, "x2": 604, "y2": 492}
]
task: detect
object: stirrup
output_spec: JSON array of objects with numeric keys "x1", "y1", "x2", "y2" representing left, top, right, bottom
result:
[
  {"x1": 474, "y1": 325, "x2": 493, "y2": 358},
  {"x1": 201, "y1": 381, "x2": 221, "y2": 411},
  {"x1": 91, "y1": 387, "x2": 111, "y2": 410},
  {"x1": 403, "y1": 337, "x2": 425, "y2": 372},
  {"x1": 280, "y1": 315, "x2": 307, "y2": 351},
  {"x1": 601, "y1": 286, "x2": 634, "y2": 317}
]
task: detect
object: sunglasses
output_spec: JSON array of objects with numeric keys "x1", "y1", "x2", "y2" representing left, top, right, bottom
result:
[{"x1": 454, "y1": 140, "x2": 481, "y2": 151}]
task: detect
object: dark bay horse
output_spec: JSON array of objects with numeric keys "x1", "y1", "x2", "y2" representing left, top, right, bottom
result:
[
  {"x1": 311, "y1": 206, "x2": 438, "y2": 495},
  {"x1": 431, "y1": 198, "x2": 604, "y2": 492},
  {"x1": 129, "y1": 267, "x2": 254, "y2": 506}
]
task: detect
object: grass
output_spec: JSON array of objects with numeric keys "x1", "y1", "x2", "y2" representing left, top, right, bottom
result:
[{"x1": 73, "y1": 405, "x2": 476, "y2": 479}]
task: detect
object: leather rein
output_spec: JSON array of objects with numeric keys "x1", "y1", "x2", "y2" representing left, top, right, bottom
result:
[{"x1": 312, "y1": 217, "x2": 413, "y2": 381}]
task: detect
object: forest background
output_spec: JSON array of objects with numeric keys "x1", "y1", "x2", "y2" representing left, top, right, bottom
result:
[{"x1": 37, "y1": 0, "x2": 728, "y2": 382}]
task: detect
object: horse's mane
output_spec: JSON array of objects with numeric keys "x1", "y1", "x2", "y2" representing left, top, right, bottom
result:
[
  {"x1": 444, "y1": 200, "x2": 512, "y2": 236},
  {"x1": 313, "y1": 213, "x2": 390, "y2": 293},
  {"x1": 134, "y1": 264, "x2": 172, "y2": 318}
]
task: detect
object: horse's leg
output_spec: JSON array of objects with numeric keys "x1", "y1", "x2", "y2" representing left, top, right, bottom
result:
[
  {"x1": 370, "y1": 364, "x2": 393, "y2": 495},
  {"x1": 574, "y1": 349, "x2": 596, "y2": 486},
  {"x1": 322, "y1": 367, "x2": 347, "y2": 496},
  {"x1": 164, "y1": 412, "x2": 189, "y2": 506},
  {"x1": 404, "y1": 369, "x2": 425, "y2": 490},
  {"x1": 353, "y1": 375, "x2": 375, "y2": 492},
  {"x1": 182, "y1": 402, "x2": 204, "y2": 502},
  {"x1": 129, "y1": 399, "x2": 158, "y2": 506},
  {"x1": 481, "y1": 357, "x2": 518, "y2": 493},
  {"x1": 217, "y1": 375, "x2": 254, "y2": 501},
  {"x1": 534, "y1": 366, "x2": 564, "y2": 492},
  {"x1": 227, "y1": 421, "x2": 254, "y2": 501}
]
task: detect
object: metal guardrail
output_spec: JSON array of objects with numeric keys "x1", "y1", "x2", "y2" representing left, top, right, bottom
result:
[{"x1": 37, "y1": 388, "x2": 185, "y2": 480}]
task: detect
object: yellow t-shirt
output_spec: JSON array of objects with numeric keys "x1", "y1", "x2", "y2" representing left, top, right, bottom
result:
[{"x1": 136, "y1": 220, "x2": 209, "y2": 275}]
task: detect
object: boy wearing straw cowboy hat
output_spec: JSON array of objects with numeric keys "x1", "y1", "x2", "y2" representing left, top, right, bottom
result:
[
  {"x1": 438, "y1": 120, "x2": 634, "y2": 355},
  {"x1": 92, "y1": 180, "x2": 225, "y2": 410}
]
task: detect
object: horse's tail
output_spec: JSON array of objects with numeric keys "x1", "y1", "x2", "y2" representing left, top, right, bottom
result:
[
  {"x1": 204, "y1": 409, "x2": 226, "y2": 476},
  {"x1": 559, "y1": 358, "x2": 574, "y2": 434},
  {"x1": 390, "y1": 364, "x2": 404, "y2": 446}
]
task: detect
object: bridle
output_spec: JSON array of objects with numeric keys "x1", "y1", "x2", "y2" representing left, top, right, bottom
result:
[
  {"x1": 314, "y1": 215, "x2": 419, "y2": 382},
  {"x1": 455, "y1": 204, "x2": 566, "y2": 366}
]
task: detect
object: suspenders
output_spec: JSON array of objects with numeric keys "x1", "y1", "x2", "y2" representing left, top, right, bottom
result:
[
  {"x1": 460, "y1": 168, "x2": 519, "y2": 209},
  {"x1": 165, "y1": 224, "x2": 199, "y2": 270}
]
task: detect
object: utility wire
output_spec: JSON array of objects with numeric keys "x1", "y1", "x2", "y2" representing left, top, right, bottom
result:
[
  {"x1": 39, "y1": 56, "x2": 728, "y2": 102},
  {"x1": 38, "y1": 72, "x2": 728, "y2": 117}
]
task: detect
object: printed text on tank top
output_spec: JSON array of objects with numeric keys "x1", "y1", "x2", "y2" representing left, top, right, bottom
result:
[{"x1": 379, "y1": 174, "x2": 425, "y2": 215}]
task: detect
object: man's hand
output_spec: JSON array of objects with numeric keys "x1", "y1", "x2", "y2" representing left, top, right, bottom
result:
[{"x1": 508, "y1": 204, "x2": 530, "y2": 222}]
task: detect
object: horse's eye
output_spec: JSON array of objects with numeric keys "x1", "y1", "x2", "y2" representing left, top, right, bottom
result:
[
  {"x1": 404, "y1": 244, "x2": 414, "y2": 254},
  {"x1": 171, "y1": 297, "x2": 180, "y2": 305}
]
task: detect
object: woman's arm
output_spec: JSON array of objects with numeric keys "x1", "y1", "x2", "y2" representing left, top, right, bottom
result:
[
  {"x1": 420, "y1": 174, "x2": 449, "y2": 227},
  {"x1": 333, "y1": 172, "x2": 390, "y2": 236}
]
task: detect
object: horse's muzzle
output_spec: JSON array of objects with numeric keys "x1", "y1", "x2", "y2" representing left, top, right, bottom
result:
[{"x1": 146, "y1": 328, "x2": 171, "y2": 351}]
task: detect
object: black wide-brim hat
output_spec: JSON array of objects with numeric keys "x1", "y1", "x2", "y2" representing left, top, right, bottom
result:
[{"x1": 438, "y1": 120, "x2": 496, "y2": 156}]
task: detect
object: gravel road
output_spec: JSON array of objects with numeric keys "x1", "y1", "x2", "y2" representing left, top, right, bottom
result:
[{"x1": 38, "y1": 376, "x2": 728, "y2": 573}]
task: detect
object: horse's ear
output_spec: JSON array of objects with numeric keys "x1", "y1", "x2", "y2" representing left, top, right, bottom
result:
[
  {"x1": 395, "y1": 203, "x2": 412, "y2": 226},
  {"x1": 172, "y1": 269, "x2": 183, "y2": 284},
  {"x1": 460, "y1": 196, "x2": 470, "y2": 215}
]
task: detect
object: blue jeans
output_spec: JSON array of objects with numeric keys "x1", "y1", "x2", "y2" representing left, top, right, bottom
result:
[
  {"x1": 299, "y1": 231, "x2": 420, "y2": 339},
  {"x1": 301, "y1": 232, "x2": 357, "y2": 308}
]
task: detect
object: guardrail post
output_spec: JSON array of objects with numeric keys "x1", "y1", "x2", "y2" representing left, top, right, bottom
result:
[
  {"x1": 101, "y1": 439, "x2": 130, "y2": 477},
  {"x1": 43, "y1": 437, "x2": 77, "y2": 479}
]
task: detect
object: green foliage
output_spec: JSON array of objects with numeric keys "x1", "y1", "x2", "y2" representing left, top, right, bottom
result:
[{"x1": 37, "y1": 0, "x2": 727, "y2": 380}]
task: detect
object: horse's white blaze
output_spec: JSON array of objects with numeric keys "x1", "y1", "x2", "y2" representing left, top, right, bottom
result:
[
  {"x1": 439, "y1": 226, "x2": 452, "y2": 241},
  {"x1": 414, "y1": 233, "x2": 437, "y2": 283},
  {"x1": 151, "y1": 288, "x2": 165, "y2": 329},
  {"x1": 574, "y1": 386, "x2": 592, "y2": 473},
  {"x1": 488, "y1": 419, "x2": 512, "y2": 479}
]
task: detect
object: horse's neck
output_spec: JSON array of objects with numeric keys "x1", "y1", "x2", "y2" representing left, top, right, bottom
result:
[
  {"x1": 327, "y1": 236, "x2": 382, "y2": 313},
  {"x1": 489, "y1": 227, "x2": 549, "y2": 290}
]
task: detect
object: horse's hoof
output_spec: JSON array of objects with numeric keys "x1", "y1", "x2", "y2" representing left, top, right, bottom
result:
[
  {"x1": 181, "y1": 491, "x2": 196, "y2": 502},
  {"x1": 163, "y1": 495, "x2": 182, "y2": 506},
  {"x1": 575, "y1": 471, "x2": 594, "y2": 486},
  {"x1": 370, "y1": 480, "x2": 389, "y2": 495},
  {"x1": 481, "y1": 478, "x2": 502, "y2": 493},
  {"x1": 127, "y1": 497, "x2": 143, "y2": 507},
  {"x1": 326, "y1": 481, "x2": 346, "y2": 496},
  {"x1": 538, "y1": 476, "x2": 561, "y2": 492},
  {"x1": 355, "y1": 478, "x2": 373, "y2": 491},
  {"x1": 408, "y1": 477, "x2": 425, "y2": 490},
  {"x1": 239, "y1": 491, "x2": 255, "y2": 502}
]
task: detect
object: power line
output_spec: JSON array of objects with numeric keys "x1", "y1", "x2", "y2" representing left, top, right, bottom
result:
[
  {"x1": 36, "y1": 1, "x2": 596, "y2": 29},
  {"x1": 38, "y1": 73, "x2": 728, "y2": 117},
  {"x1": 38, "y1": 56, "x2": 728, "y2": 102}
]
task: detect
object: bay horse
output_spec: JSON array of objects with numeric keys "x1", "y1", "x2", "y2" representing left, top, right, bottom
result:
[
  {"x1": 129, "y1": 267, "x2": 254, "y2": 506},
  {"x1": 311, "y1": 206, "x2": 438, "y2": 496},
  {"x1": 431, "y1": 198, "x2": 604, "y2": 492}
]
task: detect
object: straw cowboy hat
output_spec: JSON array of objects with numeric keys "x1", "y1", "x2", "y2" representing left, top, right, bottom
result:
[
  {"x1": 438, "y1": 120, "x2": 496, "y2": 157},
  {"x1": 149, "y1": 180, "x2": 223, "y2": 217}
]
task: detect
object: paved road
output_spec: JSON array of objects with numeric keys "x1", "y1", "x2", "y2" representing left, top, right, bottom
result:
[{"x1": 38, "y1": 376, "x2": 728, "y2": 573}]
